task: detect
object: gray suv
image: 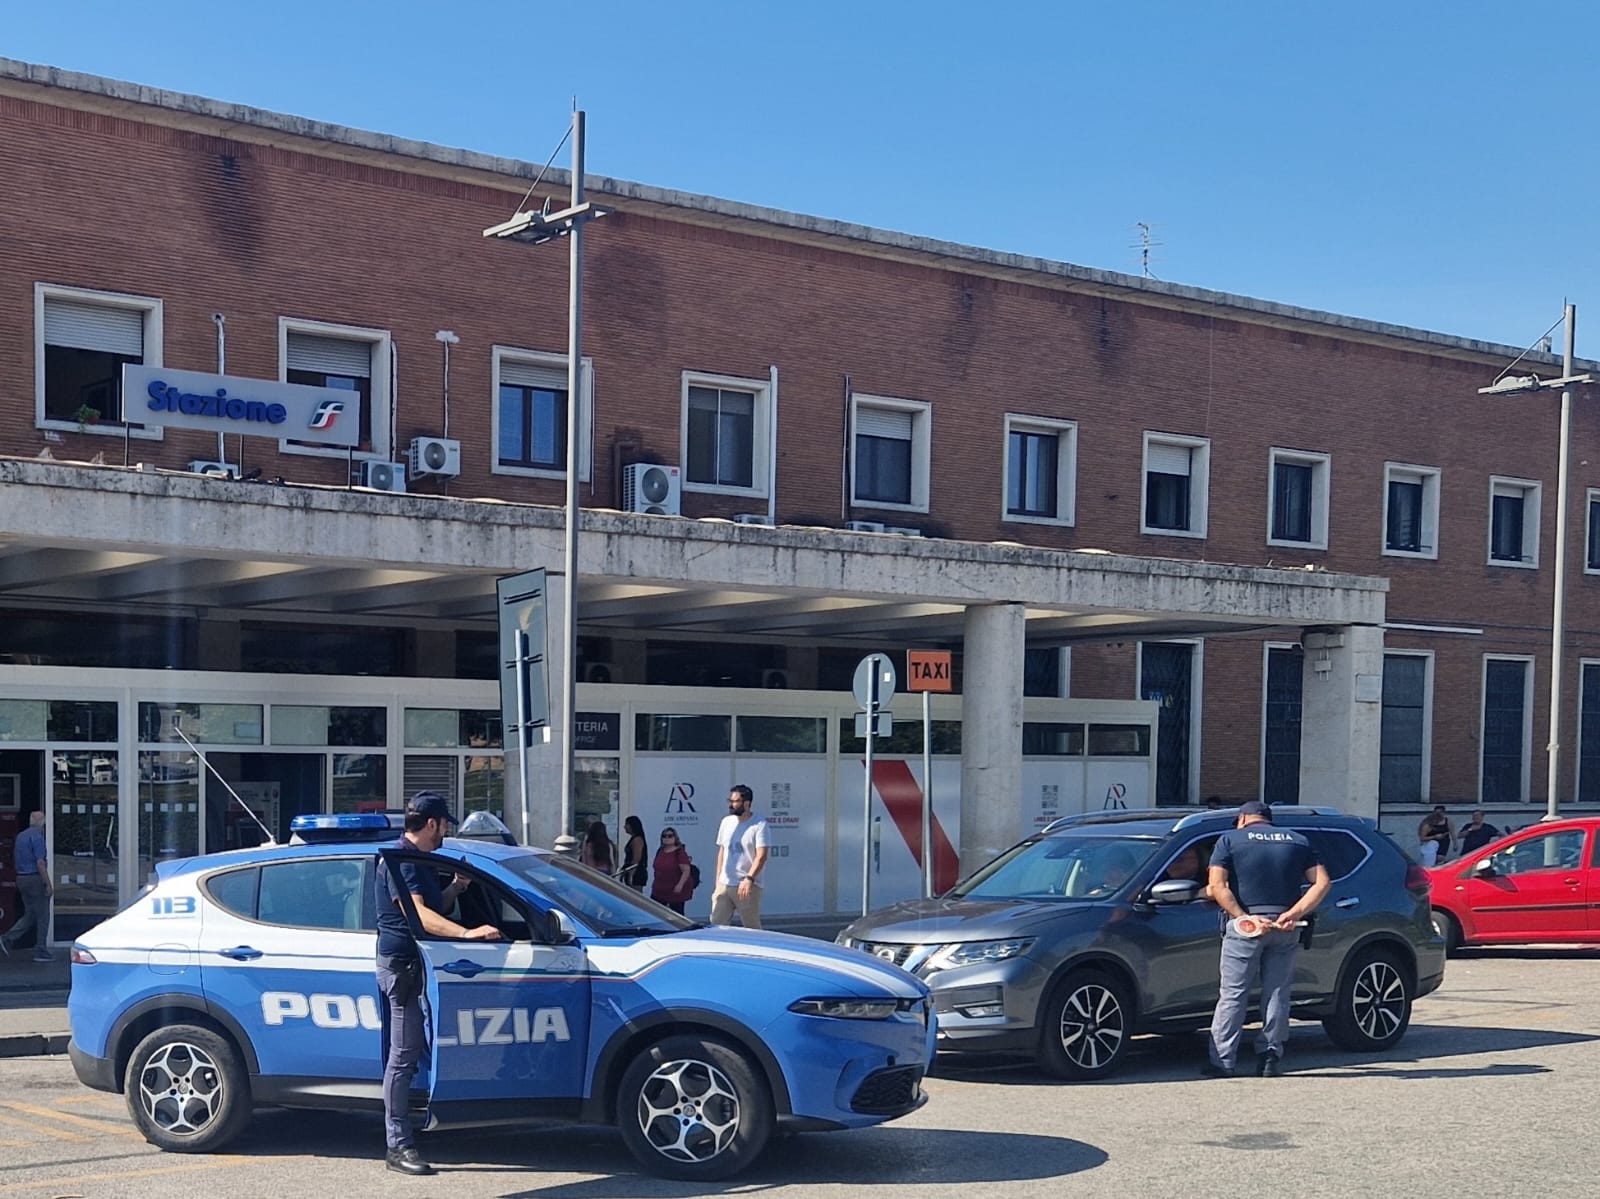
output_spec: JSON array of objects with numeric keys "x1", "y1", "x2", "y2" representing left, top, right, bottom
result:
[{"x1": 838, "y1": 807, "x2": 1445, "y2": 1079}]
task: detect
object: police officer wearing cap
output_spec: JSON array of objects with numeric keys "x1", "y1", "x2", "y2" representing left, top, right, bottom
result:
[
  {"x1": 1202, "y1": 801, "x2": 1330, "y2": 1078},
  {"x1": 375, "y1": 791, "x2": 502, "y2": 1175}
]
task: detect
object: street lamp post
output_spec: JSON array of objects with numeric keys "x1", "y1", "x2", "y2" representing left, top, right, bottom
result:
[
  {"x1": 1478, "y1": 304, "x2": 1595, "y2": 821},
  {"x1": 484, "y1": 113, "x2": 607, "y2": 840}
]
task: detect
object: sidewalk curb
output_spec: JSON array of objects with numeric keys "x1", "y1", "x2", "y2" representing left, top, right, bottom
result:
[{"x1": 0, "y1": 1033, "x2": 69, "y2": 1058}]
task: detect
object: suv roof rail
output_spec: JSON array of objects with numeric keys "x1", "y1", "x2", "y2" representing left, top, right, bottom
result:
[
  {"x1": 1042, "y1": 808, "x2": 1179, "y2": 834},
  {"x1": 1171, "y1": 804, "x2": 1348, "y2": 831}
]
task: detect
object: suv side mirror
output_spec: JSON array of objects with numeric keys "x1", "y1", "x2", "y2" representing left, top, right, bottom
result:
[
  {"x1": 1471, "y1": 858, "x2": 1496, "y2": 878},
  {"x1": 1147, "y1": 879, "x2": 1201, "y2": 905}
]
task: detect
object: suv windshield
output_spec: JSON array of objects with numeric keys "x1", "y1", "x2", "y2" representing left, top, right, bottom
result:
[
  {"x1": 951, "y1": 834, "x2": 1162, "y2": 901},
  {"x1": 503, "y1": 853, "x2": 696, "y2": 936}
]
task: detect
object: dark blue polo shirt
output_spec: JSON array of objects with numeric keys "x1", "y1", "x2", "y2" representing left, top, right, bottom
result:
[
  {"x1": 375, "y1": 836, "x2": 443, "y2": 961},
  {"x1": 1210, "y1": 824, "x2": 1319, "y2": 914}
]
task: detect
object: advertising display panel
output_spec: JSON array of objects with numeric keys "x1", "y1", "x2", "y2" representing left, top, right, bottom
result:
[{"x1": 834, "y1": 758, "x2": 962, "y2": 913}]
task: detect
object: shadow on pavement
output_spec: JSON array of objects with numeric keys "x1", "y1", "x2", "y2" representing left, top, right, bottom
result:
[{"x1": 232, "y1": 1110, "x2": 1105, "y2": 1191}]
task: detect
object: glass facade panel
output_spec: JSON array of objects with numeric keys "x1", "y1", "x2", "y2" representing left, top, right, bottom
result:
[
  {"x1": 331, "y1": 754, "x2": 386, "y2": 813},
  {"x1": 1087, "y1": 724, "x2": 1152, "y2": 756},
  {"x1": 405, "y1": 709, "x2": 460, "y2": 748},
  {"x1": 0, "y1": 701, "x2": 48, "y2": 742},
  {"x1": 50, "y1": 751, "x2": 120, "y2": 940},
  {"x1": 138, "y1": 703, "x2": 263, "y2": 744},
  {"x1": 47, "y1": 701, "x2": 118, "y2": 743},
  {"x1": 736, "y1": 716, "x2": 827, "y2": 754},
  {"x1": 138, "y1": 750, "x2": 200, "y2": 884},
  {"x1": 635, "y1": 715, "x2": 732, "y2": 753},
  {"x1": 1023, "y1": 723, "x2": 1085, "y2": 756},
  {"x1": 464, "y1": 753, "x2": 505, "y2": 818}
]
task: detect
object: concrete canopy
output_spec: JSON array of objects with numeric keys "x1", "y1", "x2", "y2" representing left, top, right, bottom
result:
[{"x1": 0, "y1": 459, "x2": 1386, "y2": 642}]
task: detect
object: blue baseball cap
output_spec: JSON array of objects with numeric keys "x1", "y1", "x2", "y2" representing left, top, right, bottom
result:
[{"x1": 405, "y1": 790, "x2": 456, "y2": 824}]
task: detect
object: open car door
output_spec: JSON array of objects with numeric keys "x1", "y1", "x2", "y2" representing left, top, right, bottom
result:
[{"x1": 378, "y1": 848, "x2": 591, "y2": 1125}]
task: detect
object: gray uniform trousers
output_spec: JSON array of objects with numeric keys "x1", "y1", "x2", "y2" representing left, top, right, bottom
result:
[
  {"x1": 1208, "y1": 921, "x2": 1300, "y2": 1069},
  {"x1": 377, "y1": 959, "x2": 428, "y2": 1150}
]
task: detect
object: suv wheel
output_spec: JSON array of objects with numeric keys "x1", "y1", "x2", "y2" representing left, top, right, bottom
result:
[
  {"x1": 124, "y1": 1024, "x2": 251, "y2": 1152},
  {"x1": 1432, "y1": 909, "x2": 1463, "y2": 957},
  {"x1": 1038, "y1": 970, "x2": 1132, "y2": 1080},
  {"x1": 617, "y1": 1034, "x2": 773, "y2": 1180},
  {"x1": 1322, "y1": 948, "x2": 1412, "y2": 1051}
]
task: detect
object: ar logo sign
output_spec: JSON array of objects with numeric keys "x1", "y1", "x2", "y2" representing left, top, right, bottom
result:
[{"x1": 665, "y1": 782, "x2": 696, "y2": 814}]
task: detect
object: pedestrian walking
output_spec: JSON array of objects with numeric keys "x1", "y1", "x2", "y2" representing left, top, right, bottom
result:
[
  {"x1": 1203, "y1": 801, "x2": 1330, "y2": 1079},
  {"x1": 1, "y1": 811, "x2": 53, "y2": 962},
  {"x1": 711, "y1": 784, "x2": 769, "y2": 929},
  {"x1": 650, "y1": 826, "x2": 695, "y2": 914},
  {"x1": 1417, "y1": 805, "x2": 1453, "y2": 866},
  {"x1": 1457, "y1": 809, "x2": 1501, "y2": 858},
  {"x1": 619, "y1": 815, "x2": 649, "y2": 891},
  {"x1": 374, "y1": 791, "x2": 501, "y2": 1175}
]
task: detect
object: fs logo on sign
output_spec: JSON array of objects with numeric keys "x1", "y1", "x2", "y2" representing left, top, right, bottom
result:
[{"x1": 308, "y1": 399, "x2": 346, "y2": 430}]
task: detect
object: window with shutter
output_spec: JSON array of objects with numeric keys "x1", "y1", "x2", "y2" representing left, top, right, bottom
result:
[
  {"x1": 40, "y1": 293, "x2": 153, "y2": 426},
  {"x1": 284, "y1": 329, "x2": 378, "y2": 452},
  {"x1": 851, "y1": 397, "x2": 929, "y2": 509}
]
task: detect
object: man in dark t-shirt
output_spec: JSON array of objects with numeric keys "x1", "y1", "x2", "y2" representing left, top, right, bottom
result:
[
  {"x1": 1202, "y1": 802, "x2": 1330, "y2": 1079},
  {"x1": 375, "y1": 791, "x2": 501, "y2": 1176}
]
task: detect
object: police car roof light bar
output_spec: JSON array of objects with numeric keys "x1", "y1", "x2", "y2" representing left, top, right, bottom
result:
[{"x1": 170, "y1": 713, "x2": 277, "y2": 847}]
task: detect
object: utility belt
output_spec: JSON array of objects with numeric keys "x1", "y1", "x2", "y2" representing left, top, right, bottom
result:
[{"x1": 377, "y1": 953, "x2": 425, "y2": 1006}]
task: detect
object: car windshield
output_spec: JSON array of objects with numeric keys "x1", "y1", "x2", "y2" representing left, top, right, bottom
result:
[
  {"x1": 950, "y1": 834, "x2": 1162, "y2": 901},
  {"x1": 501, "y1": 853, "x2": 697, "y2": 936}
]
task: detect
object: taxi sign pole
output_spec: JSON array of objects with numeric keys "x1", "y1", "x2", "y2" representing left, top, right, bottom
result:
[{"x1": 921, "y1": 687, "x2": 932, "y2": 898}]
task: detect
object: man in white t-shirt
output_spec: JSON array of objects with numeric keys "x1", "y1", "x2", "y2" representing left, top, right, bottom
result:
[{"x1": 712, "y1": 783, "x2": 770, "y2": 929}]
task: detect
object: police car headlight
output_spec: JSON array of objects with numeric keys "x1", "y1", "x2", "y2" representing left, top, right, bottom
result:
[
  {"x1": 927, "y1": 938, "x2": 1036, "y2": 970},
  {"x1": 789, "y1": 998, "x2": 898, "y2": 1020}
]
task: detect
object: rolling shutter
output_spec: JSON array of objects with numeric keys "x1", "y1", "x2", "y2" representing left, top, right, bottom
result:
[
  {"x1": 501, "y1": 358, "x2": 566, "y2": 389},
  {"x1": 856, "y1": 407, "x2": 913, "y2": 441},
  {"x1": 287, "y1": 333, "x2": 372, "y2": 378},
  {"x1": 44, "y1": 299, "x2": 144, "y2": 356},
  {"x1": 1147, "y1": 441, "x2": 1193, "y2": 476}
]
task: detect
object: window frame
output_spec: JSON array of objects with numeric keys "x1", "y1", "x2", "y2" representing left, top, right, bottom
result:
[
  {"x1": 1486, "y1": 475, "x2": 1541, "y2": 569},
  {"x1": 1002, "y1": 413, "x2": 1077, "y2": 526},
  {"x1": 1586, "y1": 488, "x2": 1600, "y2": 575},
  {"x1": 489, "y1": 346, "x2": 593, "y2": 482},
  {"x1": 1140, "y1": 431, "x2": 1210, "y2": 538},
  {"x1": 1258, "y1": 640, "x2": 1304, "y2": 806},
  {"x1": 680, "y1": 370, "x2": 771, "y2": 498},
  {"x1": 850, "y1": 393, "x2": 932, "y2": 513},
  {"x1": 34, "y1": 282, "x2": 165, "y2": 440},
  {"x1": 1266, "y1": 447, "x2": 1331, "y2": 550},
  {"x1": 1382, "y1": 462, "x2": 1441, "y2": 559},
  {"x1": 1378, "y1": 649, "x2": 1434, "y2": 806},
  {"x1": 1479, "y1": 653, "x2": 1534, "y2": 804},
  {"x1": 277, "y1": 316, "x2": 392, "y2": 462}
]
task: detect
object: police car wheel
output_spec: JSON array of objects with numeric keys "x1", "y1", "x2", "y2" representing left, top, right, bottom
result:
[
  {"x1": 124, "y1": 1024, "x2": 250, "y2": 1153},
  {"x1": 1038, "y1": 970, "x2": 1132, "y2": 1080},
  {"x1": 617, "y1": 1034, "x2": 773, "y2": 1181},
  {"x1": 1322, "y1": 948, "x2": 1412, "y2": 1052},
  {"x1": 1431, "y1": 909, "x2": 1463, "y2": 957}
]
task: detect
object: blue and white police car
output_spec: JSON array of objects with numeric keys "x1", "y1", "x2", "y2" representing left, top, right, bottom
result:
[{"x1": 67, "y1": 814, "x2": 935, "y2": 1180}]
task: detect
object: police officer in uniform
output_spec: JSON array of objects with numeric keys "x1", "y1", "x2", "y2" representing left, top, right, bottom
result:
[
  {"x1": 1202, "y1": 801, "x2": 1330, "y2": 1078},
  {"x1": 375, "y1": 791, "x2": 502, "y2": 1175}
]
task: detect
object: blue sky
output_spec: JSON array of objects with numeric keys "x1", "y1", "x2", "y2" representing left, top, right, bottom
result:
[{"x1": 9, "y1": 1, "x2": 1599, "y2": 357}]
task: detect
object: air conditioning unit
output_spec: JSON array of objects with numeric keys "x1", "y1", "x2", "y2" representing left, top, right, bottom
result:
[
  {"x1": 359, "y1": 460, "x2": 407, "y2": 492},
  {"x1": 408, "y1": 436, "x2": 462, "y2": 478},
  {"x1": 845, "y1": 520, "x2": 886, "y2": 533},
  {"x1": 623, "y1": 463, "x2": 682, "y2": 515},
  {"x1": 885, "y1": 526, "x2": 924, "y2": 537},
  {"x1": 735, "y1": 513, "x2": 774, "y2": 527},
  {"x1": 761, "y1": 668, "x2": 791, "y2": 689},
  {"x1": 187, "y1": 460, "x2": 238, "y2": 479}
]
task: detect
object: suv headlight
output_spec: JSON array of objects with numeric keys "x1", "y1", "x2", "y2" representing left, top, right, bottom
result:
[
  {"x1": 928, "y1": 938, "x2": 1036, "y2": 970},
  {"x1": 789, "y1": 998, "x2": 898, "y2": 1020},
  {"x1": 834, "y1": 934, "x2": 855, "y2": 949}
]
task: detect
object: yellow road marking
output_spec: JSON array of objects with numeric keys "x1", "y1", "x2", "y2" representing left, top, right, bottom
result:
[
  {"x1": 53, "y1": 1095, "x2": 120, "y2": 1107},
  {"x1": 0, "y1": 1101, "x2": 139, "y2": 1141},
  {"x1": 0, "y1": 1108, "x2": 89, "y2": 1143},
  {"x1": 0, "y1": 1156, "x2": 247, "y2": 1194}
]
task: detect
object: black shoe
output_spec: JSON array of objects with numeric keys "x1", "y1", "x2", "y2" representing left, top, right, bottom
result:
[
  {"x1": 1199, "y1": 1062, "x2": 1235, "y2": 1079},
  {"x1": 1257, "y1": 1051, "x2": 1282, "y2": 1078},
  {"x1": 386, "y1": 1147, "x2": 435, "y2": 1176}
]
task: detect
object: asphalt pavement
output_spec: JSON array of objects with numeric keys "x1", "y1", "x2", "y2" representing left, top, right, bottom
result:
[{"x1": 0, "y1": 950, "x2": 70, "y2": 1057}]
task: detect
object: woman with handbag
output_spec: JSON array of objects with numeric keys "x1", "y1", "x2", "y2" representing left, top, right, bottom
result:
[
  {"x1": 620, "y1": 816, "x2": 649, "y2": 891},
  {"x1": 650, "y1": 827, "x2": 695, "y2": 914}
]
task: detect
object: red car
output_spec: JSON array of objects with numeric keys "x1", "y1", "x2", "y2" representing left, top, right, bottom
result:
[{"x1": 1426, "y1": 817, "x2": 1600, "y2": 954}]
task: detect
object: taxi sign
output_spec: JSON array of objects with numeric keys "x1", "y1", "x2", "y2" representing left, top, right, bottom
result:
[{"x1": 906, "y1": 650, "x2": 953, "y2": 693}]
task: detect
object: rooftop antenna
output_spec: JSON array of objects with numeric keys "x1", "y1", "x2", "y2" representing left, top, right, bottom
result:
[
  {"x1": 1132, "y1": 222, "x2": 1162, "y2": 279},
  {"x1": 170, "y1": 712, "x2": 277, "y2": 846}
]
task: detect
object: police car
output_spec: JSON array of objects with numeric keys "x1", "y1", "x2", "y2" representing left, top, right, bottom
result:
[{"x1": 67, "y1": 814, "x2": 934, "y2": 1180}]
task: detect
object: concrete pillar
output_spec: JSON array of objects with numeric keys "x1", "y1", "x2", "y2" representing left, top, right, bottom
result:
[
  {"x1": 1298, "y1": 624, "x2": 1384, "y2": 820},
  {"x1": 960, "y1": 602, "x2": 1026, "y2": 874},
  {"x1": 512, "y1": 579, "x2": 566, "y2": 850}
]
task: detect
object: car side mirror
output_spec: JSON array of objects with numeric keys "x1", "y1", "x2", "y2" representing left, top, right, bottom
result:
[
  {"x1": 1471, "y1": 858, "x2": 1496, "y2": 878},
  {"x1": 545, "y1": 908, "x2": 577, "y2": 943},
  {"x1": 1147, "y1": 879, "x2": 1201, "y2": 905}
]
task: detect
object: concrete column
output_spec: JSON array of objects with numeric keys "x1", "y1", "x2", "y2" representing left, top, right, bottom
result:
[
  {"x1": 1298, "y1": 624, "x2": 1384, "y2": 820},
  {"x1": 513, "y1": 579, "x2": 566, "y2": 850},
  {"x1": 960, "y1": 602, "x2": 1026, "y2": 874}
]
